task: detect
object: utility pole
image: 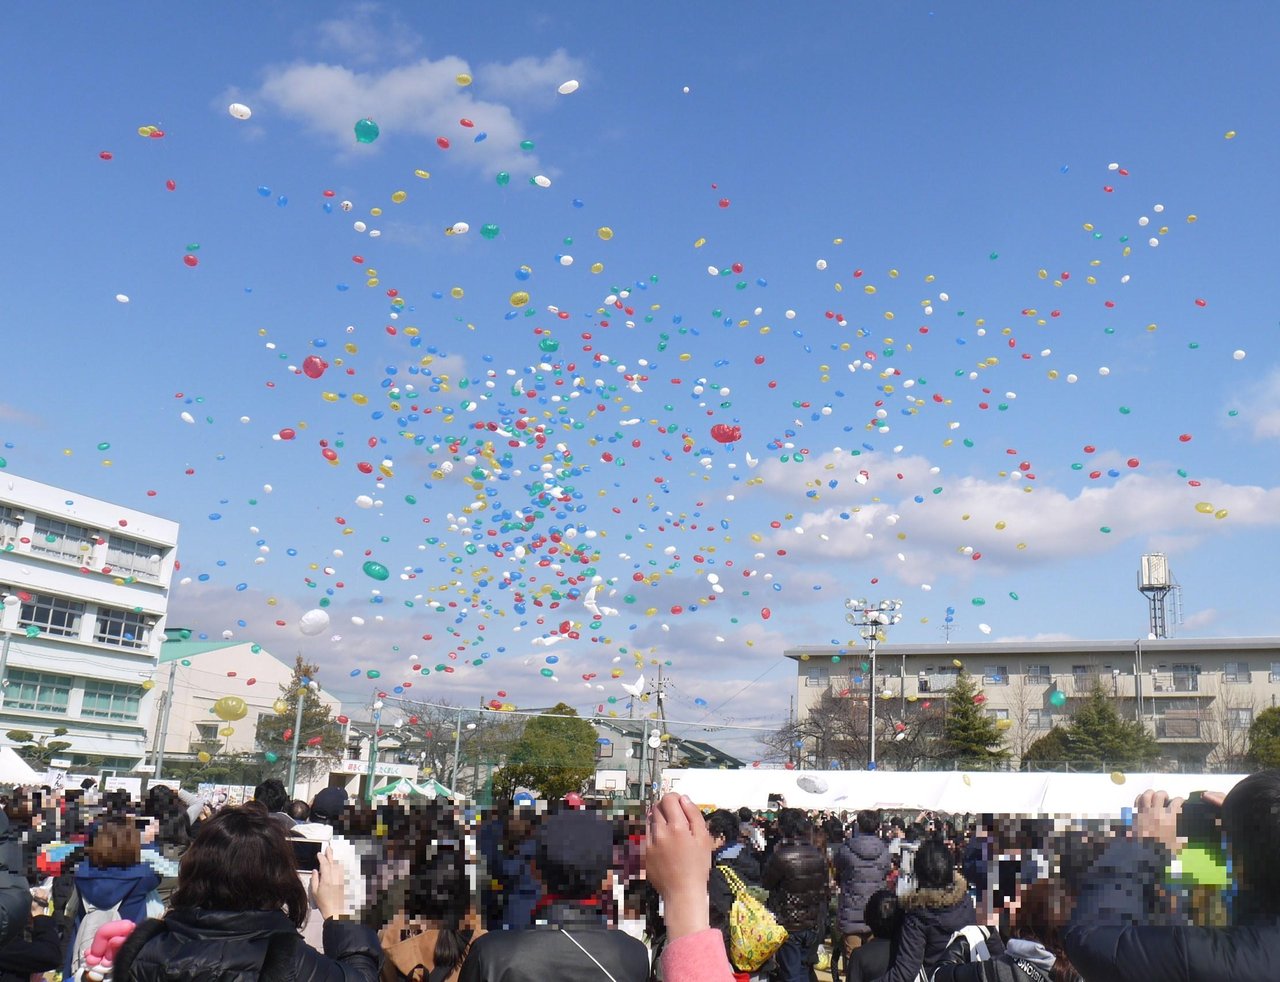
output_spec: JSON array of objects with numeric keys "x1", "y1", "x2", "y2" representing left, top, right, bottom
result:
[
  {"x1": 449, "y1": 704, "x2": 464, "y2": 793},
  {"x1": 286, "y1": 686, "x2": 306, "y2": 798},
  {"x1": 153, "y1": 661, "x2": 177, "y2": 782},
  {"x1": 364, "y1": 699, "x2": 382, "y2": 803}
]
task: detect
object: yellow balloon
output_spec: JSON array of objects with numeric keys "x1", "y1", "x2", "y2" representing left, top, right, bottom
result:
[
  {"x1": 1110, "y1": 771, "x2": 1126, "y2": 785},
  {"x1": 455, "y1": 73, "x2": 472, "y2": 86},
  {"x1": 1194, "y1": 501, "x2": 1215, "y2": 514},
  {"x1": 391, "y1": 190, "x2": 407, "y2": 203},
  {"x1": 995, "y1": 719, "x2": 1012, "y2": 731},
  {"x1": 273, "y1": 699, "x2": 289, "y2": 715},
  {"x1": 952, "y1": 659, "x2": 964, "y2": 669},
  {"x1": 597, "y1": 227, "x2": 614, "y2": 240},
  {"x1": 197, "y1": 751, "x2": 211, "y2": 764},
  {"x1": 213, "y1": 695, "x2": 248, "y2": 722},
  {"x1": 450, "y1": 286, "x2": 464, "y2": 299},
  {"x1": 509, "y1": 291, "x2": 530, "y2": 308},
  {"x1": 219, "y1": 726, "x2": 236, "y2": 738},
  {"x1": 141, "y1": 679, "x2": 155, "y2": 691},
  {"x1": 414, "y1": 169, "x2": 431, "y2": 179}
]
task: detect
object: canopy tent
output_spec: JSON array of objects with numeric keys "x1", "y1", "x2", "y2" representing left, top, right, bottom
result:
[
  {"x1": 663, "y1": 768, "x2": 1251, "y2": 818},
  {"x1": 0, "y1": 746, "x2": 40, "y2": 786},
  {"x1": 371, "y1": 777, "x2": 461, "y2": 799}
]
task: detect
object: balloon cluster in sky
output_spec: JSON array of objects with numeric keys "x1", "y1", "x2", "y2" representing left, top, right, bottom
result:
[{"x1": 62, "y1": 67, "x2": 1252, "y2": 720}]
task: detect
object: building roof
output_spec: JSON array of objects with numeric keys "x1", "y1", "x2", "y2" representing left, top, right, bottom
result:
[
  {"x1": 158, "y1": 639, "x2": 247, "y2": 663},
  {"x1": 593, "y1": 717, "x2": 745, "y2": 768},
  {"x1": 784, "y1": 636, "x2": 1280, "y2": 661}
]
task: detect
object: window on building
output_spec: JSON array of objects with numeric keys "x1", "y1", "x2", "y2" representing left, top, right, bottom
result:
[
  {"x1": 1027, "y1": 709, "x2": 1050, "y2": 730},
  {"x1": 1271, "y1": 662, "x2": 1280, "y2": 683},
  {"x1": 806, "y1": 666, "x2": 830, "y2": 687},
  {"x1": 1227, "y1": 707, "x2": 1255, "y2": 729},
  {"x1": 104, "y1": 536, "x2": 162, "y2": 581},
  {"x1": 4, "y1": 669, "x2": 71, "y2": 714},
  {"x1": 81, "y1": 679, "x2": 141, "y2": 721},
  {"x1": 1172, "y1": 664, "x2": 1201, "y2": 692},
  {"x1": 983, "y1": 665, "x2": 1010, "y2": 685},
  {"x1": 596, "y1": 740, "x2": 614, "y2": 759},
  {"x1": 18, "y1": 593, "x2": 85, "y2": 639},
  {"x1": 1071, "y1": 664, "x2": 1090, "y2": 677},
  {"x1": 30, "y1": 516, "x2": 94, "y2": 564},
  {"x1": 1223, "y1": 662, "x2": 1251, "y2": 684},
  {"x1": 985, "y1": 708, "x2": 1010, "y2": 721},
  {"x1": 0, "y1": 507, "x2": 18, "y2": 547},
  {"x1": 1026, "y1": 665, "x2": 1052, "y2": 684},
  {"x1": 93, "y1": 607, "x2": 151, "y2": 649}
]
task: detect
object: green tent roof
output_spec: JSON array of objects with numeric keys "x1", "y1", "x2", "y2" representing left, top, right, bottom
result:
[{"x1": 159, "y1": 639, "x2": 246, "y2": 663}]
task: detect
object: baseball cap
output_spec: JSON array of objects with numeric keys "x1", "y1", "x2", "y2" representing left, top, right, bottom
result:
[
  {"x1": 533, "y1": 810, "x2": 614, "y2": 899},
  {"x1": 310, "y1": 787, "x2": 348, "y2": 820}
]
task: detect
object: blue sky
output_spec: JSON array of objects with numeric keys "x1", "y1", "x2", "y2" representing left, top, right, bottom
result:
[{"x1": 3, "y1": 2, "x2": 1279, "y2": 759}]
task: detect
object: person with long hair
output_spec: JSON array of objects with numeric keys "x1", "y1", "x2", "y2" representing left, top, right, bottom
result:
[
  {"x1": 872, "y1": 838, "x2": 975, "y2": 982},
  {"x1": 113, "y1": 801, "x2": 380, "y2": 982}
]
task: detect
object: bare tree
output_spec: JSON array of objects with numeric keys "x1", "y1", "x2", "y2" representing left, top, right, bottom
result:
[
  {"x1": 1004, "y1": 676, "x2": 1040, "y2": 762},
  {"x1": 762, "y1": 689, "x2": 944, "y2": 771},
  {"x1": 1203, "y1": 688, "x2": 1259, "y2": 773}
]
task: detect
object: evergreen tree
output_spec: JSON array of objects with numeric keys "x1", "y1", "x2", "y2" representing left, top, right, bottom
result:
[
  {"x1": 1021, "y1": 726, "x2": 1070, "y2": 767},
  {"x1": 1247, "y1": 706, "x2": 1280, "y2": 769},
  {"x1": 1062, "y1": 686, "x2": 1160, "y2": 770},
  {"x1": 491, "y1": 702, "x2": 597, "y2": 800},
  {"x1": 939, "y1": 670, "x2": 1009, "y2": 765},
  {"x1": 5, "y1": 727, "x2": 71, "y2": 768},
  {"x1": 255, "y1": 656, "x2": 344, "y2": 779}
]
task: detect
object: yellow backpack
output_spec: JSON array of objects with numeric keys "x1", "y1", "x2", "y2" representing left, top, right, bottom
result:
[{"x1": 716, "y1": 864, "x2": 788, "y2": 972}]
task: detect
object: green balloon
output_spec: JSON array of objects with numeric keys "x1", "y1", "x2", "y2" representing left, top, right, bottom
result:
[
  {"x1": 367, "y1": 669, "x2": 381, "y2": 679},
  {"x1": 264, "y1": 752, "x2": 279, "y2": 764},
  {"x1": 480, "y1": 223, "x2": 500, "y2": 240},
  {"x1": 538, "y1": 337, "x2": 560, "y2": 353},
  {"x1": 495, "y1": 171, "x2": 510, "y2": 186},
  {"x1": 354, "y1": 118, "x2": 380, "y2": 143},
  {"x1": 519, "y1": 140, "x2": 535, "y2": 151},
  {"x1": 362, "y1": 560, "x2": 390, "y2": 580}
]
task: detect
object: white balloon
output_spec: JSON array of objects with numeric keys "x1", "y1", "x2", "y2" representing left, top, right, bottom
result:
[
  {"x1": 451, "y1": 222, "x2": 470, "y2": 234},
  {"x1": 557, "y1": 79, "x2": 580, "y2": 95},
  {"x1": 978, "y1": 623, "x2": 992, "y2": 634},
  {"x1": 114, "y1": 294, "x2": 130, "y2": 303},
  {"x1": 298, "y1": 608, "x2": 330, "y2": 636},
  {"x1": 796, "y1": 776, "x2": 828, "y2": 794},
  {"x1": 1233, "y1": 349, "x2": 1247, "y2": 361},
  {"x1": 533, "y1": 175, "x2": 552, "y2": 188},
  {"x1": 228, "y1": 103, "x2": 252, "y2": 120},
  {"x1": 355, "y1": 494, "x2": 375, "y2": 509}
]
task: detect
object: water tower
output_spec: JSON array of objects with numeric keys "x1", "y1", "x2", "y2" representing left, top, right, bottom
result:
[{"x1": 1137, "y1": 553, "x2": 1173, "y2": 639}]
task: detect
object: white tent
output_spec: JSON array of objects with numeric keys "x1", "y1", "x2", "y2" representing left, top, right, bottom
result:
[
  {"x1": 0, "y1": 747, "x2": 40, "y2": 786},
  {"x1": 663, "y1": 768, "x2": 1251, "y2": 817}
]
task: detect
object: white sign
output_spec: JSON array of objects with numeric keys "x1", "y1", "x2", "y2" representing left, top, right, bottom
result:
[{"x1": 335, "y1": 759, "x2": 418, "y2": 780}]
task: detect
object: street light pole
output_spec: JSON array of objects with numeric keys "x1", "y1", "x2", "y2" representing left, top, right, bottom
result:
[
  {"x1": 364, "y1": 700, "x2": 383, "y2": 803},
  {"x1": 286, "y1": 681, "x2": 318, "y2": 798},
  {"x1": 449, "y1": 705, "x2": 464, "y2": 793},
  {"x1": 845, "y1": 598, "x2": 903, "y2": 770}
]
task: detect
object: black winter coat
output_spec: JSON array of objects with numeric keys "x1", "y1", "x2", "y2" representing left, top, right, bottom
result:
[
  {"x1": 0, "y1": 915, "x2": 63, "y2": 982},
  {"x1": 114, "y1": 908, "x2": 382, "y2": 982},
  {"x1": 834, "y1": 833, "x2": 892, "y2": 935},
  {"x1": 762, "y1": 839, "x2": 829, "y2": 935},
  {"x1": 457, "y1": 902, "x2": 649, "y2": 982},
  {"x1": 873, "y1": 875, "x2": 974, "y2": 982},
  {"x1": 1064, "y1": 837, "x2": 1280, "y2": 982}
]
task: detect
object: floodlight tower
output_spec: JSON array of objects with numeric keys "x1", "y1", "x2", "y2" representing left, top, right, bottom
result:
[{"x1": 1138, "y1": 553, "x2": 1172, "y2": 639}]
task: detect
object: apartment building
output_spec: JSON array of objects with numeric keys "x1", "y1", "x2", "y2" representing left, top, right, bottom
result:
[
  {"x1": 786, "y1": 637, "x2": 1280, "y2": 770},
  {"x1": 0, "y1": 474, "x2": 179, "y2": 775}
]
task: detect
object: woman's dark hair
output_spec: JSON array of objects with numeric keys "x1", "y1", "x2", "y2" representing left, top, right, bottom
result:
[
  {"x1": 913, "y1": 838, "x2": 956, "y2": 890},
  {"x1": 171, "y1": 801, "x2": 308, "y2": 928},
  {"x1": 778, "y1": 808, "x2": 809, "y2": 840},
  {"x1": 86, "y1": 816, "x2": 141, "y2": 869},
  {"x1": 399, "y1": 809, "x2": 472, "y2": 974},
  {"x1": 1223, "y1": 768, "x2": 1280, "y2": 920},
  {"x1": 864, "y1": 889, "x2": 901, "y2": 939},
  {"x1": 706, "y1": 809, "x2": 739, "y2": 843}
]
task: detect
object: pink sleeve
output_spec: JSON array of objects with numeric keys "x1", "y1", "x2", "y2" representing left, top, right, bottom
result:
[{"x1": 660, "y1": 928, "x2": 735, "y2": 982}]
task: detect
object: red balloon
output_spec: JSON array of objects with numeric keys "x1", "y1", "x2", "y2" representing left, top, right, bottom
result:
[
  {"x1": 278, "y1": 428, "x2": 296, "y2": 441},
  {"x1": 283, "y1": 728, "x2": 293, "y2": 741},
  {"x1": 183, "y1": 254, "x2": 199, "y2": 267},
  {"x1": 99, "y1": 151, "x2": 113, "y2": 160},
  {"x1": 336, "y1": 715, "x2": 350, "y2": 724},
  {"x1": 436, "y1": 137, "x2": 450, "y2": 149},
  {"x1": 165, "y1": 179, "x2": 176, "y2": 191},
  {"x1": 459, "y1": 118, "x2": 474, "y2": 127},
  {"x1": 711, "y1": 423, "x2": 742, "y2": 444},
  {"x1": 302, "y1": 355, "x2": 328, "y2": 379},
  {"x1": 306, "y1": 736, "x2": 323, "y2": 747}
]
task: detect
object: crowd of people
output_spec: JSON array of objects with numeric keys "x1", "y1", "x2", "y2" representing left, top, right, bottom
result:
[{"x1": 0, "y1": 770, "x2": 1275, "y2": 982}]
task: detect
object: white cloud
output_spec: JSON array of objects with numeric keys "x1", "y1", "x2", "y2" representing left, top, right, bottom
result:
[
  {"x1": 312, "y1": 4, "x2": 422, "y2": 65},
  {"x1": 246, "y1": 42, "x2": 583, "y2": 173},
  {"x1": 748, "y1": 449, "x2": 1280, "y2": 581},
  {"x1": 1180, "y1": 608, "x2": 1219, "y2": 631},
  {"x1": 1238, "y1": 367, "x2": 1280, "y2": 440}
]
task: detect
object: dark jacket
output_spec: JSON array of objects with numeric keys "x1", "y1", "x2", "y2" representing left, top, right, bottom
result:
[
  {"x1": 709, "y1": 843, "x2": 762, "y2": 957},
  {"x1": 929, "y1": 928, "x2": 1053, "y2": 982},
  {"x1": 0, "y1": 914, "x2": 63, "y2": 982},
  {"x1": 457, "y1": 902, "x2": 649, "y2": 982},
  {"x1": 873, "y1": 874, "x2": 974, "y2": 982},
  {"x1": 762, "y1": 839, "x2": 829, "y2": 935},
  {"x1": 846, "y1": 937, "x2": 892, "y2": 982},
  {"x1": 66, "y1": 861, "x2": 161, "y2": 976},
  {"x1": 835, "y1": 833, "x2": 892, "y2": 935},
  {"x1": 115, "y1": 907, "x2": 382, "y2": 982},
  {"x1": 1064, "y1": 837, "x2": 1280, "y2": 982}
]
